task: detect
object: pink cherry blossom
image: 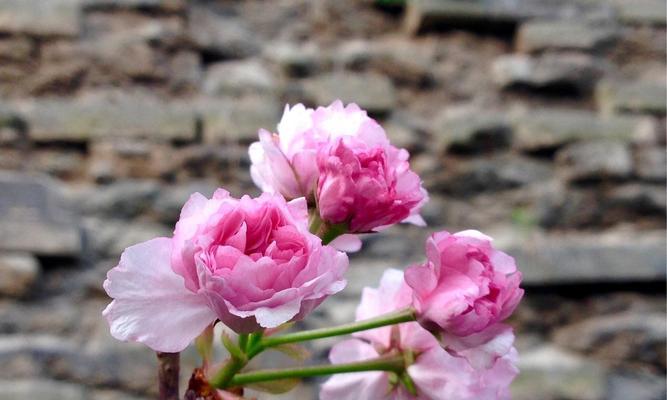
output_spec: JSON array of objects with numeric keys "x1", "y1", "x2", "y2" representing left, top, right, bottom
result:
[
  {"x1": 249, "y1": 100, "x2": 427, "y2": 235},
  {"x1": 405, "y1": 230, "x2": 524, "y2": 338},
  {"x1": 103, "y1": 189, "x2": 348, "y2": 352},
  {"x1": 316, "y1": 136, "x2": 427, "y2": 233},
  {"x1": 320, "y1": 269, "x2": 518, "y2": 400}
]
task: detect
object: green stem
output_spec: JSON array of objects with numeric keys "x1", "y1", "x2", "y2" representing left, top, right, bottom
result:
[
  {"x1": 210, "y1": 355, "x2": 246, "y2": 388},
  {"x1": 227, "y1": 354, "x2": 405, "y2": 387},
  {"x1": 259, "y1": 308, "x2": 416, "y2": 349},
  {"x1": 238, "y1": 334, "x2": 249, "y2": 352},
  {"x1": 308, "y1": 212, "x2": 323, "y2": 235}
]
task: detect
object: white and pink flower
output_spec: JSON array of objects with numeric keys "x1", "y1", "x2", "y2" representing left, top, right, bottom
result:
[
  {"x1": 103, "y1": 189, "x2": 348, "y2": 352},
  {"x1": 320, "y1": 269, "x2": 519, "y2": 400}
]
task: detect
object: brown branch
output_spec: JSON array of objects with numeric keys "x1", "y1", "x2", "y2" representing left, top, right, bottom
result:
[{"x1": 157, "y1": 352, "x2": 180, "y2": 400}]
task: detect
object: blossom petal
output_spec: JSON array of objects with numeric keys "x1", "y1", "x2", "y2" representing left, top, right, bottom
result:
[{"x1": 103, "y1": 238, "x2": 216, "y2": 352}]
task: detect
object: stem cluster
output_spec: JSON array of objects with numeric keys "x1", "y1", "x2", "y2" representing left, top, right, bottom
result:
[{"x1": 208, "y1": 308, "x2": 417, "y2": 390}]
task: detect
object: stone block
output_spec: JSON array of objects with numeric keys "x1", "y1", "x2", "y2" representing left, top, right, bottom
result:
[
  {"x1": 203, "y1": 59, "x2": 278, "y2": 96},
  {"x1": 517, "y1": 21, "x2": 618, "y2": 53},
  {"x1": 404, "y1": 0, "x2": 557, "y2": 34},
  {"x1": 635, "y1": 147, "x2": 667, "y2": 182},
  {"x1": 493, "y1": 227, "x2": 666, "y2": 284},
  {"x1": 556, "y1": 140, "x2": 633, "y2": 181},
  {"x1": 198, "y1": 95, "x2": 281, "y2": 143},
  {"x1": 613, "y1": 0, "x2": 666, "y2": 26},
  {"x1": 0, "y1": 379, "x2": 86, "y2": 400},
  {"x1": 188, "y1": 5, "x2": 260, "y2": 59},
  {"x1": 511, "y1": 109, "x2": 655, "y2": 151},
  {"x1": 0, "y1": 253, "x2": 39, "y2": 297},
  {"x1": 596, "y1": 80, "x2": 666, "y2": 116},
  {"x1": 12, "y1": 90, "x2": 197, "y2": 142},
  {"x1": 0, "y1": 0, "x2": 82, "y2": 37},
  {"x1": 492, "y1": 53, "x2": 603, "y2": 91},
  {"x1": 0, "y1": 172, "x2": 81, "y2": 256},
  {"x1": 303, "y1": 72, "x2": 397, "y2": 115}
]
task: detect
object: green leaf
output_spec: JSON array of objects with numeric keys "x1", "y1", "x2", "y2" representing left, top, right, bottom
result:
[
  {"x1": 273, "y1": 343, "x2": 311, "y2": 362},
  {"x1": 221, "y1": 330, "x2": 246, "y2": 361},
  {"x1": 247, "y1": 378, "x2": 300, "y2": 394}
]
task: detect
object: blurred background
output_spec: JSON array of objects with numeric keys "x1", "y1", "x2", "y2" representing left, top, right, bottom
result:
[{"x1": 0, "y1": 0, "x2": 665, "y2": 399}]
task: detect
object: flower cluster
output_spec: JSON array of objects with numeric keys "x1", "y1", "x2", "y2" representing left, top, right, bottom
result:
[{"x1": 102, "y1": 101, "x2": 523, "y2": 399}]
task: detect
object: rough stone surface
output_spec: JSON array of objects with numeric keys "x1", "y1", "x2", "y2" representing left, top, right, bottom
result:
[
  {"x1": 596, "y1": 80, "x2": 667, "y2": 115},
  {"x1": 0, "y1": 1, "x2": 663, "y2": 398},
  {"x1": 304, "y1": 72, "x2": 397, "y2": 115},
  {"x1": 188, "y1": 4, "x2": 260, "y2": 59},
  {"x1": 203, "y1": 59, "x2": 278, "y2": 96},
  {"x1": 556, "y1": 140, "x2": 633, "y2": 181},
  {"x1": 0, "y1": 0, "x2": 82, "y2": 37},
  {"x1": 517, "y1": 21, "x2": 618, "y2": 53},
  {"x1": 492, "y1": 53, "x2": 602, "y2": 91},
  {"x1": 0, "y1": 254, "x2": 39, "y2": 297},
  {"x1": 636, "y1": 147, "x2": 667, "y2": 182},
  {"x1": 493, "y1": 228, "x2": 666, "y2": 284},
  {"x1": 513, "y1": 345, "x2": 607, "y2": 400},
  {"x1": 0, "y1": 379, "x2": 87, "y2": 400},
  {"x1": 12, "y1": 91, "x2": 197, "y2": 142},
  {"x1": 0, "y1": 172, "x2": 81, "y2": 256},
  {"x1": 511, "y1": 109, "x2": 655, "y2": 150}
]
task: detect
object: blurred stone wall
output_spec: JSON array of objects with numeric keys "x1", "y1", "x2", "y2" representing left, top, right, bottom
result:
[{"x1": 0, "y1": 0, "x2": 665, "y2": 399}]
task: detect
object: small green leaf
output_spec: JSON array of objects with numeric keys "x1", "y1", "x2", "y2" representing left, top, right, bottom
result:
[
  {"x1": 221, "y1": 331, "x2": 246, "y2": 361},
  {"x1": 247, "y1": 378, "x2": 300, "y2": 394},
  {"x1": 273, "y1": 343, "x2": 311, "y2": 362}
]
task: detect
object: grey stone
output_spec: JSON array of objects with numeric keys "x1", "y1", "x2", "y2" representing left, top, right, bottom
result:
[
  {"x1": 0, "y1": 334, "x2": 78, "y2": 379},
  {"x1": 511, "y1": 109, "x2": 655, "y2": 151},
  {"x1": 517, "y1": 21, "x2": 618, "y2": 53},
  {"x1": 0, "y1": 254, "x2": 39, "y2": 297},
  {"x1": 263, "y1": 42, "x2": 323, "y2": 77},
  {"x1": 431, "y1": 107, "x2": 511, "y2": 153},
  {"x1": 0, "y1": 37, "x2": 34, "y2": 63},
  {"x1": 444, "y1": 155, "x2": 553, "y2": 194},
  {"x1": 492, "y1": 53, "x2": 602, "y2": 91},
  {"x1": 84, "y1": 34, "x2": 168, "y2": 81},
  {"x1": 0, "y1": 172, "x2": 81, "y2": 257},
  {"x1": 0, "y1": 299, "x2": 79, "y2": 335},
  {"x1": 12, "y1": 90, "x2": 197, "y2": 142},
  {"x1": 636, "y1": 147, "x2": 667, "y2": 182},
  {"x1": 335, "y1": 37, "x2": 436, "y2": 85},
  {"x1": 512, "y1": 345, "x2": 606, "y2": 400},
  {"x1": 83, "y1": 0, "x2": 183, "y2": 11},
  {"x1": 78, "y1": 180, "x2": 161, "y2": 219},
  {"x1": 198, "y1": 95, "x2": 281, "y2": 143},
  {"x1": 168, "y1": 51, "x2": 202, "y2": 91},
  {"x1": 596, "y1": 80, "x2": 666, "y2": 115},
  {"x1": 556, "y1": 140, "x2": 633, "y2": 181},
  {"x1": 554, "y1": 312, "x2": 666, "y2": 368},
  {"x1": 606, "y1": 371, "x2": 667, "y2": 400},
  {"x1": 613, "y1": 0, "x2": 667, "y2": 26},
  {"x1": 0, "y1": 379, "x2": 86, "y2": 400},
  {"x1": 83, "y1": 217, "x2": 171, "y2": 257},
  {"x1": 492, "y1": 227, "x2": 666, "y2": 284},
  {"x1": 152, "y1": 181, "x2": 219, "y2": 224},
  {"x1": 304, "y1": 72, "x2": 397, "y2": 115},
  {"x1": 607, "y1": 183, "x2": 666, "y2": 213},
  {"x1": 203, "y1": 59, "x2": 278, "y2": 96},
  {"x1": 188, "y1": 5, "x2": 260, "y2": 59},
  {"x1": 0, "y1": 0, "x2": 82, "y2": 37},
  {"x1": 404, "y1": 0, "x2": 559, "y2": 34}
]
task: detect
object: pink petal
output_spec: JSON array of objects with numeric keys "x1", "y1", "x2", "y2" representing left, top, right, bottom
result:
[
  {"x1": 103, "y1": 238, "x2": 216, "y2": 352},
  {"x1": 328, "y1": 234, "x2": 362, "y2": 252},
  {"x1": 321, "y1": 339, "x2": 389, "y2": 400}
]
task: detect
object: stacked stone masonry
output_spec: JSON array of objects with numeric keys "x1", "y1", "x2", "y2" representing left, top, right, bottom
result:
[{"x1": 0, "y1": 0, "x2": 664, "y2": 399}]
